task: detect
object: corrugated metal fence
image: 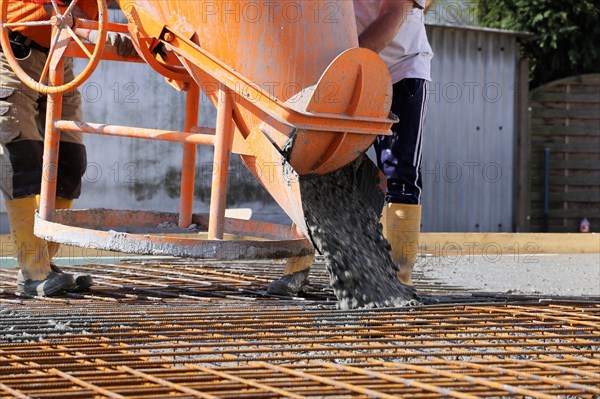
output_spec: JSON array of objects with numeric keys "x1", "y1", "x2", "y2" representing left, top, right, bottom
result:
[{"x1": 421, "y1": 24, "x2": 526, "y2": 232}]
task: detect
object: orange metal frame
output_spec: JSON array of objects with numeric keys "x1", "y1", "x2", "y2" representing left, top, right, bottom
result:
[
  {"x1": 0, "y1": 0, "x2": 395, "y2": 260},
  {"x1": 0, "y1": 0, "x2": 312, "y2": 259},
  {"x1": 40, "y1": 57, "x2": 311, "y2": 257}
]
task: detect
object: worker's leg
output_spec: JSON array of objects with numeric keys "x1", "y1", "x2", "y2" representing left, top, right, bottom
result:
[
  {"x1": 34, "y1": 57, "x2": 92, "y2": 292},
  {"x1": 1, "y1": 50, "x2": 83, "y2": 295},
  {"x1": 375, "y1": 78, "x2": 428, "y2": 285},
  {"x1": 39, "y1": 197, "x2": 73, "y2": 258},
  {"x1": 267, "y1": 221, "x2": 314, "y2": 296},
  {"x1": 36, "y1": 57, "x2": 88, "y2": 202},
  {"x1": 6, "y1": 196, "x2": 77, "y2": 295},
  {"x1": 267, "y1": 253, "x2": 314, "y2": 296},
  {"x1": 381, "y1": 203, "x2": 421, "y2": 285},
  {"x1": 31, "y1": 195, "x2": 93, "y2": 291},
  {"x1": 35, "y1": 55, "x2": 87, "y2": 246}
]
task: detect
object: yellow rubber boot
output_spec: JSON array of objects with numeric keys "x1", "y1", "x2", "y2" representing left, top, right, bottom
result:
[
  {"x1": 267, "y1": 253, "x2": 314, "y2": 296},
  {"x1": 381, "y1": 203, "x2": 422, "y2": 285},
  {"x1": 31, "y1": 196, "x2": 94, "y2": 293},
  {"x1": 5, "y1": 196, "x2": 52, "y2": 281},
  {"x1": 36, "y1": 196, "x2": 72, "y2": 258}
]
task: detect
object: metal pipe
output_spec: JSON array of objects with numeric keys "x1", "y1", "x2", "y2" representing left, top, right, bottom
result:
[
  {"x1": 76, "y1": 20, "x2": 129, "y2": 33},
  {"x1": 54, "y1": 120, "x2": 215, "y2": 145},
  {"x1": 208, "y1": 85, "x2": 234, "y2": 239},
  {"x1": 39, "y1": 49, "x2": 64, "y2": 220},
  {"x1": 179, "y1": 84, "x2": 200, "y2": 228}
]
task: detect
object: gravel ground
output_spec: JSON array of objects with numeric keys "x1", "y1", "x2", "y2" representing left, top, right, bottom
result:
[{"x1": 417, "y1": 253, "x2": 600, "y2": 296}]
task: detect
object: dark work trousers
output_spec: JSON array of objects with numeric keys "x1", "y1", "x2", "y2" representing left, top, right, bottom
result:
[{"x1": 374, "y1": 78, "x2": 428, "y2": 205}]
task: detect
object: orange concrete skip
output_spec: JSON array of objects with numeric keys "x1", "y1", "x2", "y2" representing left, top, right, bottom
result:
[
  {"x1": 420, "y1": 233, "x2": 600, "y2": 255},
  {"x1": 1, "y1": 0, "x2": 397, "y2": 250}
]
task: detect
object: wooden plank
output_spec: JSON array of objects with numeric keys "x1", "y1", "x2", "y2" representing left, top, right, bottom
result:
[
  {"x1": 533, "y1": 108, "x2": 600, "y2": 120},
  {"x1": 530, "y1": 192, "x2": 600, "y2": 203},
  {"x1": 529, "y1": 150, "x2": 597, "y2": 158},
  {"x1": 528, "y1": 156, "x2": 600, "y2": 170},
  {"x1": 530, "y1": 218, "x2": 594, "y2": 228},
  {"x1": 514, "y1": 56, "x2": 531, "y2": 233},
  {"x1": 541, "y1": 74, "x2": 600, "y2": 86},
  {"x1": 531, "y1": 92, "x2": 600, "y2": 103},
  {"x1": 532, "y1": 138, "x2": 600, "y2": 146},
  {"x1": 530, "y1": 208, "x2": 600, "y2": 218},
  {"x1": 544, "y1": 85, "x2": 600, "y2": 95},
  {"x1": 550, "y1": 159, "x2": 600, "y2": 170},
  {"x1": 420, "y1": 233, "x2": 600, "y2": 254},
  {"x1": 532, "y1": 118, "x2": 600, "y2": 126},
  {"x1": 529, "y1": 174, "x2": 600, "y2": 186},
  {"x1": 530, "y1": 125, "x2": 599, "y2": 136},
  {"x1": 541, "y1": 73, "x2": 600, "y2": 86},
  {"x1": 527, "y1": 159, "x2": 600, "y2": 172},
  {"x1": 533, "y1": 100, "x2": 600, "y2": 110},
  {"x1": 530, "y1": 142, "x2": 600, "y2": 154},
  {"x1": 578, "y1": 74, "x2": 600, "y2": 84},
  {"x1": 529, "y1": 224, "x2": 591, "y2": 233}
]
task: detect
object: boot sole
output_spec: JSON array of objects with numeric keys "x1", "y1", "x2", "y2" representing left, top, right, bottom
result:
[
  {"x1": 18, "y1": 270, "x2": 94, "y2": 293},
  {"x1": 21, "y1": 274, "x2": 76, "y2": 297}
]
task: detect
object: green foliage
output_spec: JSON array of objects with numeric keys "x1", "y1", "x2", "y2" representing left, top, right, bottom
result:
[{"x1": 477, "y1": 0, "x2": 600, "y2": 88}]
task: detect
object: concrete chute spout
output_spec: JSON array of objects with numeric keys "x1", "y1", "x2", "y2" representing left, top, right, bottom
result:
[{"x1": 120, "y1": 0, "x2": 396, "y2": 234}]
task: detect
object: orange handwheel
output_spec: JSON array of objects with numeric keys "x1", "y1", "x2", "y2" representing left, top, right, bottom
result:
[{"x1": 0, "y1": 0, "x2": 108, "y2": 94}]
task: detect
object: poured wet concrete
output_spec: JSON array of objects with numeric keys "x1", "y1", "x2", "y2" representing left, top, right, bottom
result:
[{"x1": 299, "y1": 155, "x2": 418, "y2": 310}]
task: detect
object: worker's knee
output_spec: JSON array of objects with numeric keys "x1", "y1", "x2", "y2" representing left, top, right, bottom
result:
[
  {"x1": 0, "y1": 140, "x2": 87, "y2": 200},
  {"x1": 2, "y1": 140, "x2": 44, "y2": 199},
  {"x1": 57, "y1": 142, "x2": 87, "y2": 199}
]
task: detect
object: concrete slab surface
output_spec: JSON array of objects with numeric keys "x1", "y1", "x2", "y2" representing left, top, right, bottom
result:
[{"x1": 418, "y1": 253, "x2": 600, "y2": 296}]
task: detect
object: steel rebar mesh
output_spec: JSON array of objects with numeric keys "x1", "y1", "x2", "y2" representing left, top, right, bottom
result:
[
  {"x1": 1, "y1": 257, "x2": 485, "y2": 305},
  {"x1": 1, "y1": 258, "x2": 599, "y2": 398}
]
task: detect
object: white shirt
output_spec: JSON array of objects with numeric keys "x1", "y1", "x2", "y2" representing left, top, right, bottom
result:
[{"x1": 354, "y1": 0, "x2": 433, "y2": 83}]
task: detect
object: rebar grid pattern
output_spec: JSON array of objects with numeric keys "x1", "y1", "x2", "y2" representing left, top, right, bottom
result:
[
  {"x1": 1, "y1": 260, "x2": 599, "y2": 398},
  {"x1": 0, "y1": 258, "x2": 475, "y2": 304}
]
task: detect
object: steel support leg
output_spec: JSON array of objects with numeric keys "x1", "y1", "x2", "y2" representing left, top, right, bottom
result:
[
  {"x1": 39, "y1": 59, "x2": 64, "y2": 220},
  {"x1": 178, "y1": 84, "x2": 200, "y2": 228},
  {"x1": 208, "y1": 85, "x2": 234, "y2": 239}
]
